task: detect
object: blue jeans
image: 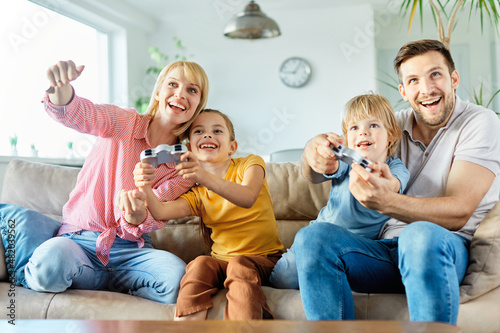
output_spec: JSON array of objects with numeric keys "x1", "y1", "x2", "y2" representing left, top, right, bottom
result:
[
  {"x1": 25, "y1": 231, "x2": 186, "y2": 304},
  {"x1": 294, "y1": 222, "x2": 470, "y2": 324},
  {"x1": 0, "y1": 204, "x2": 61, "y2": 287},
  {"x1": 269, "y1": 246, "x2": 299, "y2": 289}
]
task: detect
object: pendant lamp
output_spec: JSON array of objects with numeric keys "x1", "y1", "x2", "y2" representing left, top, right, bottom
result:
[{"x1": 223, "y1": 1, "x2": 281, "y2": 39}]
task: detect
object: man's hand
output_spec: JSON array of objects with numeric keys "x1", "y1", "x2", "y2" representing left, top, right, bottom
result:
[
  {"x1": 302, "y1": 133, "x2": 343, "y2": 183},
  {"x1": 348, "y1": 163, "x2": 398, "y2": 212},
  {"x1": 116, "y1": 189, "x2": 148, "y2": 225},
  {"x1": 349, "y1": 160, "x2": 494, "y2": 230}
]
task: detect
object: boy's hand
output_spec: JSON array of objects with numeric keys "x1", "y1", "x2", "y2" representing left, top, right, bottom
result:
[
  {"x1": 175, "y1": 151, "x2": 210, "y2": 184},
  {"x1": 116, "y1": 189, "x2": 147, "y2": 225},
  {"x1": 133, "y1": 162, "x2": 155, "y2": 188}
]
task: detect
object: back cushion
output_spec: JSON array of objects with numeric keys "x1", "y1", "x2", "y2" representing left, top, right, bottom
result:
[
  {"x1": 266, "y1": 162, "x2": 329, "y2": 220},
  {"x1": 1, "y1": 159, "x2": 80, "y2": 221}
]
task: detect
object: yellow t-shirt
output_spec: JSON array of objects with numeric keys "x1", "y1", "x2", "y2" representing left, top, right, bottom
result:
[{"x1": 181, "y1": 154, "x2": 283, "y2": 261}]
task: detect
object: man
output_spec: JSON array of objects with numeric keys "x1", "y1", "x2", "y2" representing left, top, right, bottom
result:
[{"x1": 294, "y1": 39, "x2": 500, "y2": 324}]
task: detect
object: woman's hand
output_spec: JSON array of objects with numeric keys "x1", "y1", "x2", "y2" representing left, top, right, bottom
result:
[{"x1": 46, "y1": 60, "x2": 85, "y2": 105}]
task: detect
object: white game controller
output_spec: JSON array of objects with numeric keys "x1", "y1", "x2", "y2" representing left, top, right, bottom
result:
[
  {"x1": 140, "y1": 144, "x2": 188, "y2": 167},
  {"x1": 331, "y1": 143, "x2": 373, "y2": 172}
]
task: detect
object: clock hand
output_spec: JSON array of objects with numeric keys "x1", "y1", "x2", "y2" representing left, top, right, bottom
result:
[{"x1": 282, "y1": 62, "x2": 301, "y2": 74}]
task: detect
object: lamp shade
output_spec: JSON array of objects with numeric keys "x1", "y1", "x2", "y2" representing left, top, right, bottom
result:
[{"x1": 223, "y1": 1, "x2": 280, "y2": 39}]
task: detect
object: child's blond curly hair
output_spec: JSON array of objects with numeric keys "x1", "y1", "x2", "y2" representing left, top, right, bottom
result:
[{"x1": 341, "y1": 93, "x2": 402, "y2": 158}]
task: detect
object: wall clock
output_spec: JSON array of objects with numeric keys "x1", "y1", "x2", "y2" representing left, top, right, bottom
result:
[{"x1": 279, "y1": 57, "x2": 312, "y2": 88}]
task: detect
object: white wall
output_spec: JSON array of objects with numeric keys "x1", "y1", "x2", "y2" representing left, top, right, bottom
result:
[
  {"x1": 21, "y1": 0, "x2": 500, "y2": 160},
  {"x1": 131, "y1": 4, "x2": 378, "y2": 157}
]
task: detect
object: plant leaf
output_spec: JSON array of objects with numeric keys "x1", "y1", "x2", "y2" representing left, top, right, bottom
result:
[
  {"x1": 486, "y1": 89, "x2": 500, "y2": 109},
  {"x1": 408, "y1": 0, "x2": 420, "y2": 34}
]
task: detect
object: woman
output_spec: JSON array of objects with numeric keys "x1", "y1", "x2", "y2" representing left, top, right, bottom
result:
[{"x1": 1, "y1": 59, "x2": 208, "y2": 304}]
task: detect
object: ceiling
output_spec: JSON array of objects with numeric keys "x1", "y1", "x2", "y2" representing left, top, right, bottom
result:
[{"x1": 122, "y1": 0, "x2": 388, "y2": 21}]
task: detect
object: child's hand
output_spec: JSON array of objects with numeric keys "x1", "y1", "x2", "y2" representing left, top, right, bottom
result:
[
  {"x1": 133, "y1": 162, "x2": 155, "y2": 188},
  {"x1": 116, "y1": 189, "x2": 147, "y2": 225},
  {"x1": 175, "y1": 151, "x2": 210, "y2": 184}
]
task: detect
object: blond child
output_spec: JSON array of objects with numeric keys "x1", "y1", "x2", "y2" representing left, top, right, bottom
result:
[
  {"x1": 119, "y1": 109, "x2": 283, "y2": 320},
  {"x1": 270, "y1": 93, "x2": 410, "y2": 289}
]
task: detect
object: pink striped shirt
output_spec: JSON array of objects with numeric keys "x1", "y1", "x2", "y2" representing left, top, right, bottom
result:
[{"x1": 43, "y1": 93, "x2": 194, "y2": 266}]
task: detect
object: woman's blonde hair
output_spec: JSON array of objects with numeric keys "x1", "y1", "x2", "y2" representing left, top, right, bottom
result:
[
  {"x1": 341, "y1": 93, "x2": 401, "y2": 158},
  {"x1": 144, "y1": 60, "x2": 209, "y2": 139}
]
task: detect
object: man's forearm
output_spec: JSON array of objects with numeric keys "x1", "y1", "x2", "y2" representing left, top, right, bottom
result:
[
  {"x1": 301, "y1": 154, "x2": 329, "y2": 184},
  {"x1": 377, "y1": 192, "x2": 472, "y2": 231}
]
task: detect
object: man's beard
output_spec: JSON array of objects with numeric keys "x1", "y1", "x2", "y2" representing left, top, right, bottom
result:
[{"x1": 411, "y1": 93, "x2": 455, "y2": 127}]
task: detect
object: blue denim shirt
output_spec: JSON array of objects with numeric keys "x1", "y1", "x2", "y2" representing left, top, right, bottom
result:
[{"x1": 311, "y1": 157, "x2": 409, "y2": 239}]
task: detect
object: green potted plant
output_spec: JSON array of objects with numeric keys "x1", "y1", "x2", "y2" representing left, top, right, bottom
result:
[
  {"x1": 67, "y1": 141, "x2": 75, "y2": 159},
  {"x1": 9, "y1": 134, "x2": 18, "y2": 156},
  {"x1": 400, "y1": 0, "x2": 500, "y2": 49},
  {"x1": 30, "y1": 143, "x2": 38, "y2": 157}
]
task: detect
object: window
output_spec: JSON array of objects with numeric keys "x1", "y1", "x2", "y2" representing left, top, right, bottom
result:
[{"x1": 0, "y1": 1, "x2": 108, "y2": 158}]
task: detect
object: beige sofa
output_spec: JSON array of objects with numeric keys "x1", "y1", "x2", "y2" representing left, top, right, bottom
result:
[{"x1": 1, "y1": 158, "x2": 500, "y2": 331}]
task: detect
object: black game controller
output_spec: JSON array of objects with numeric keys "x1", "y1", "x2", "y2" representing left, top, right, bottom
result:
[
  {"x1": 140, "y1": 144, "x2": 188, "y2": 167},
  {"x1": 331, "y1": 143, "x2": 373, "y2": 172}
]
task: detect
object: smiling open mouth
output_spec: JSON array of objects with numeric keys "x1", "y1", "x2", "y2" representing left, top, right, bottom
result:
[
  {"x1": 200, "y1": 144, "x2": 217, "y2": 149},
  {"x1": 169, "y1": 102, "x2": 186, "y2": 111},
  {"x1": 420, "y1": 97, "x2": 441, "y2": 107},
  {"x1": 357, "y1": 141, "x2": 372, "y2": 148}
]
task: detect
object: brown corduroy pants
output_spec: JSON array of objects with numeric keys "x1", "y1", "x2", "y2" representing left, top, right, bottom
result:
[{"x1": 175, "y1": 253, "x2": 281, "y2": 320}]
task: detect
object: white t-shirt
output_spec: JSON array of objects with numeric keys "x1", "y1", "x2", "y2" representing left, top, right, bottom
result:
[{"x1": 380, "y1": 96, "x2": 500, "y2": 240}]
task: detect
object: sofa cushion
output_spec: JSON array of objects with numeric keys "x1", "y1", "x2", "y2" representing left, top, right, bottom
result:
[
  {"x1": 45, "y1": 289, "x2": 176, "y2": 320},
  {"x1": 460, "y1": 197, "x2": 500, "y2": 302},
  {"x1": 265, "y1": 162, "x2": 329, "y2": 220},
  {"x1": 150, "y1": 218, "x2": 209, "y2": 264},
  {"x1": 276, "y1": 220, "x2": 309, "y2": 249},
  {"x1": 1, "y1": 159, "x2": 80, "y2": 221}
]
